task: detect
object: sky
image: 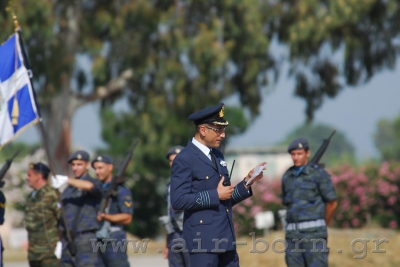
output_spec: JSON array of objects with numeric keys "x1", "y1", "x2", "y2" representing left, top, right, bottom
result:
[{"x1": 16, "y1": 61, "x2": 400, "y2": 161}]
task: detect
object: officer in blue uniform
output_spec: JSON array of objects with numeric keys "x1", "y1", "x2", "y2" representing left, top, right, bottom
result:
[
  {"x1": 281, "y1": 138, "x2": 338, "y2": 267},
  {"x1": 53, "y1": 150, "x2": 103, "y2": 267},
  {"x1": 92, "y1": 155, "x2": 133, "y2": 267},
  {"x1": 170, "y1": 103, "x2": 266, "y2": 267},
  {"x1": 161, "y1": 145, "x2": 190, "y2": 267}
]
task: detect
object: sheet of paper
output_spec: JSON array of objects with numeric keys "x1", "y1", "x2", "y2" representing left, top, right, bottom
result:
[{"x1": 246, "y1": 165, "x2": 265, "y2": 185}]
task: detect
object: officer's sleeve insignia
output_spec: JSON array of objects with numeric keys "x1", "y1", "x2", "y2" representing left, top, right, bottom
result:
[
  {"x1": 124, "y1": 201, "x2": 132, "y2": 207},
  {"x1": 0, "y1": 202, "x2": 4, "y2": 209}
]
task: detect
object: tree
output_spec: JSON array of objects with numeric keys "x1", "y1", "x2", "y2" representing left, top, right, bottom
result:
[
  {"x1": 0, "y1": 0, "x2": 273, "y2": 172},
  {"x1": 373, "y1": 113, "x2": 400, "y2": 161},
  {"x1": 1, "y1": 0, "x2": 400, "y2": 167},
  {"x1": 280, "y1": 123, "x2": 356, "y2": 165},
  {"x1": 269, "y1": 0, "x2": 400, "y2": 121}
]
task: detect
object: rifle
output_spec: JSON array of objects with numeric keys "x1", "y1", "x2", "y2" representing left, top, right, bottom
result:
[
  {"x1": 309, "y1": 130, "x2": 336, "y2": 168},
  {"x1": 99, "y1": 140, "x2": 138, "y2": 213},
  {"x1": 0, "y1": 151, "x2": 19, "y2": 188}
]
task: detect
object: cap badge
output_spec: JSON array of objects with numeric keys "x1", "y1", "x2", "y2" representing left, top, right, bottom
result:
[
  {"x1": 77, "y1": 154, "x2": 82, "y2": 159},
  {"x1": 175, "y1": 149, "x2": 181, "y2": 154},
  {"x1": 97, "y1": 156, "x2": 102, "y2": 161},
  {"x1": 298, "y1": 143, "x2": 303, "y2": 148},
  {"x1": 29, "y1": 163, "x2": 34, "y2": 169},
  {"x1": 219, "y1": 105, "x2": 225, "y2": 118}
]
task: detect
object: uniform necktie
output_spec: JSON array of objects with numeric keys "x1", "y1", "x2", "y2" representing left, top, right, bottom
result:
[{"x1": 209, "y1": 150, "x2": 218, "y2": 170}]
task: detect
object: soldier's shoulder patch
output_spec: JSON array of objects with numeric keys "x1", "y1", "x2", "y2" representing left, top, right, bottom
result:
[{"x1": 124, "y1": 201, "x2": 132, "y2": 207}]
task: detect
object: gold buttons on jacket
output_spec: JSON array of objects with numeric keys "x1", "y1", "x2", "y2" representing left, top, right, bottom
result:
[
  {"x1": 200, "y1": 220, "x2": 203, "y2": 223},
  {"x1": 226, "y1": 209, "x2": 229, "y2": 212},
  {"x1": 206, "y1": 176, "x2": 209, "y2": 179}
]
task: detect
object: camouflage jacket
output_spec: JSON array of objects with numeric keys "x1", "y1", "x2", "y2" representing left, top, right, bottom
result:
[
  {"x1": 282, "y1": 164, "x2": 337, "y2": 224},
  {"x1": 25, "y1": 183, "x2": 60, "y2": 261}
]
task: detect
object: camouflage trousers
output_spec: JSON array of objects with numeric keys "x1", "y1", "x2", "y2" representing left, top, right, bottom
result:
[
  {"x1": 61, "y1": 231, "x2": 99, "y2": 267},
  {"x1": 285, "y1": 238, "x2": 329, "y2": 267},
  {"x1": 29, "y1": 256, "x2": 59, "y2": 267}
]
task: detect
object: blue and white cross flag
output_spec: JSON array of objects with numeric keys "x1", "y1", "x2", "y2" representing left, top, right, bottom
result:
[{"x1": 0, "y1": 33, "x2": 39, "y2": 148}]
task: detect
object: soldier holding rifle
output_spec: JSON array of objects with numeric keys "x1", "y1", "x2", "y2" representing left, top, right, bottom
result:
[
  {"x1": 51, "y1": 150, "x2": 103, "y2": 266},
  {"x1": 92, "y1": 154, "x2": 133, "y2": 267},
  {"x1": 281, "y1": 137, "x2": 338, "y2": 267}
]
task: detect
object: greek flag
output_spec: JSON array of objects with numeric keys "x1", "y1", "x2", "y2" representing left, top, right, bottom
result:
[{"x1": 0, "y1": 33, "x2": 39, "y2": 148}]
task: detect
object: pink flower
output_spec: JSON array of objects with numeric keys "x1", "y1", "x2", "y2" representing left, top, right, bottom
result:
[
  {"x1": 389, "y1": 220, "x2": 397, "y2": 229},
  {"x1": 387, "y1": 196, "x2": 397, "y2": 206},
  {"x1": 351, "y1": 218, "x2": 360, "y2": 227},
  {"x1": 251, "y1": 206, "x2": 262, "y2": 216}
]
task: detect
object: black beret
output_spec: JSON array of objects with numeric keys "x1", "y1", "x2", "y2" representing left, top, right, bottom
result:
[
  {"x1": 165, "y1": 145, "x2": 184, "y2": 159},
  {"x1": 29, "y1": 162, "x2": 51, "y2": 176},
  {"x1": 188, "y1": 103, "x2": 229, "y2": 126},
  {"x1": 68, "y1": 150, "x2": 90, "y2": 163},
  {"x1": 91, "y1": 154, "x2": 114, "y2": 167},
  {"x1": 288, "y1": 138, "x2": 309, "y2": 152}
]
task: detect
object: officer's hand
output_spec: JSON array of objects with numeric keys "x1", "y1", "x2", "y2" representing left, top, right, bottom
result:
[
  {"x1": 245, "y1": 162, "x2": 267, "y2": 185},
  {"x1": 217, "y1": 177, "x2": 233, "y2": 200},
  {"x1": 51, "y1": 175, "x2": 69, "y2": 189}
]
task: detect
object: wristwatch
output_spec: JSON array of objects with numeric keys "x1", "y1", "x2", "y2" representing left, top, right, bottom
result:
[{"x1": 243, "y1": 177, "x2": 252, "y2": 186}]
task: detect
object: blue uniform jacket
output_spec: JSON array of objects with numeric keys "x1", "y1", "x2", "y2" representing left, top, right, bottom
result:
[
  {"x1": 61, "y1": 174, "x2": 103, "y2": 233},
  {"x1": 171, "y1": 140, "x2": 252, "y2": 252},
  {"x1": 104, "y1": 183, "x2": 134, "y2": 228}
]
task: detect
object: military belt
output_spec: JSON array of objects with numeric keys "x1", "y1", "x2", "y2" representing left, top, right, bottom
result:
[
  {"x1": 286, "y1": 219, "x2": 326, "y2": 231},
  {"x1": 74, "y1": 230, "x2": 95, "y2": 236},
  {"x1": 109, "y1": 226, "x2": 123, "y2": 233}
]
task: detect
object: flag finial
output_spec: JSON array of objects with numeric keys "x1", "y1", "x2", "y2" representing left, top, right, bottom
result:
[{"x1": 6, "y1": 2, "x2": 20, "y2": 33}]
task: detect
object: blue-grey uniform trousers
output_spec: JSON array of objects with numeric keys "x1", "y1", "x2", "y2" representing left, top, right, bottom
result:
[
  {"x1": 97, "y1": 230, "x2": 130, "y2": 267},
  {"x1": 168, "y1": 231, "x2": 190, "y2": 267},
  {"x1": 285, "y1": 237, "x2": 329, "y2": 267},
  {"x1": 61, "y1": 232, "x2": 99, "y2": 267}
]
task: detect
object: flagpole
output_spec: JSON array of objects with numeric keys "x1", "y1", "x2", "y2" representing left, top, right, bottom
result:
[{"x1": 7, "y1": 8, "x2": 77, "y2": 263}]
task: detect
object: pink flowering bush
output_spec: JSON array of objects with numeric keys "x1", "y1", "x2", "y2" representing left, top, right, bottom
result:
[
  {"x1": 233, "y1": 161, "x2": 400, "y2": 233},
  {"x1": 232, "y1": 178, "x2": 283, "y2": 236},
  {"x1": 330, "y1": 164, "x2": 376, "y2": 228},
  {"x1": 330, "y1": 161, "x2": 400, "y2": 229}
]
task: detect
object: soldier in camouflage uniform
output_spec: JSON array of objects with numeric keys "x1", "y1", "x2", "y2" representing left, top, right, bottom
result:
[
  {"x1": 51, "y1": 150, "x2": 103, "y2": 267},
  {"x1": 281, "y1": 138, "x2": 338, "y2": 267},
  {"x1": 92, "y1": 155, "x2": 133, "y2": 267},
  {"x1": 25, "y1": 162, "x2": 60, "y2": 267}
]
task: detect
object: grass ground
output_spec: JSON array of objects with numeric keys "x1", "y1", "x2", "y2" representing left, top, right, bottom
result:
[{"x1": 237, "y1": 228, "x2": 400, "y2": 267}]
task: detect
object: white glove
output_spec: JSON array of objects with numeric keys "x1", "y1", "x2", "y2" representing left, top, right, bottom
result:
[
  {"x1": 54, "y1": 241, "x2": 62, "y2": 259},
  {"x1": 51, "y1": 175, "x2": 68, "y2": 189}
]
